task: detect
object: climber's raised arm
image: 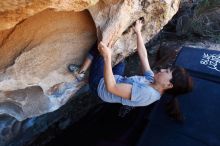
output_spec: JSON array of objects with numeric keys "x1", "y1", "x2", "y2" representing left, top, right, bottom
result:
[
  {"x1": 133, "y1": 20, "x2": 151, "y2": 73},
  {"x1": 98, "y1": 42, "x2": 132, "y2": 100}
]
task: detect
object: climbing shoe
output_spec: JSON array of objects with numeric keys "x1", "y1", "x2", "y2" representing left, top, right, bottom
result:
[{"x1": 67, "y1": 64, "x2": 85, "y2": 81}]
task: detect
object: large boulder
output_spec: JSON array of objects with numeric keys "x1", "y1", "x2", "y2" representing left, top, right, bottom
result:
[
  {"x1": 0, "y1": 0, "x2": 180, "y2": 121},
  {"x1": 0, "y1": 9, "x2": 97, "y2": 121},
  {"x1": 0, "y1": 0, "x2": 99, "y2": 30}
]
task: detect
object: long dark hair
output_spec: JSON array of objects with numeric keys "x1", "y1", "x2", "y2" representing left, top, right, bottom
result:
[{"x1": 164, "y1": 66, "x2": 193, "y2": 122}]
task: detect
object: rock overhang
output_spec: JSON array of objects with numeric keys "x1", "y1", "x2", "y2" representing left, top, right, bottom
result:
[{"x1": 0, "y1": 0, "x2": 180, "y2": 121}]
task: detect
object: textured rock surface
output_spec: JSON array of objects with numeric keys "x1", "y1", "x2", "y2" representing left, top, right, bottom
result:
[
  {"x1": 89, "y1": 0, "x2": 180, "y2": 64},
  {"x1": 0, "y1": 9, "x2": 97, "y2": 120},
  {"x1": 0, "y1": 87, "x2": 102, "y2": 146},
  {"x1": 0, "y1": 0, "x2": 99, "y2": 30},
  {"x1": 0, "y1": 0, "x2": 180, "y2": 121},
  {"x1": 176, "y1": 0, "x2": 220, "y2": 39}
]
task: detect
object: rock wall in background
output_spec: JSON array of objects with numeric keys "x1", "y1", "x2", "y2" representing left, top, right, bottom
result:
[
  {"x1": 174, "y1": 0, "x2": 220, "y2": 40},
  {"x1": 0, "y1": 0, "x2": 180, "y2": 121}
]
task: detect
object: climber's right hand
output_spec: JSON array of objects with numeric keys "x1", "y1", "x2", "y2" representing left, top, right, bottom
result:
[{"x1": 98, "y1": 41, "x2": 112, "y2": 59}]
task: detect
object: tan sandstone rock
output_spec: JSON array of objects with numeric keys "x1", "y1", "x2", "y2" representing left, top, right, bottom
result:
[
  {"x1": 0, "y1": 0, "x2": 180, "y2": 121},
  {"x1": 0, "y1": 0, "x2": 99, "y2": 30},
  {"x1": 0, "y1": 9, "x2": 97, "y2": 120}
]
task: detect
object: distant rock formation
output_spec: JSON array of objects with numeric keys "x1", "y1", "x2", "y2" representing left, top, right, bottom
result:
[{"x1": 0, "y1": 0, "x2": 180, "y2": 121}]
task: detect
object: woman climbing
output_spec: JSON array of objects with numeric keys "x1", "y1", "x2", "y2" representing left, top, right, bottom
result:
[{"x1": 68, "y1": 19, "x2": 193, "y2": 120}]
